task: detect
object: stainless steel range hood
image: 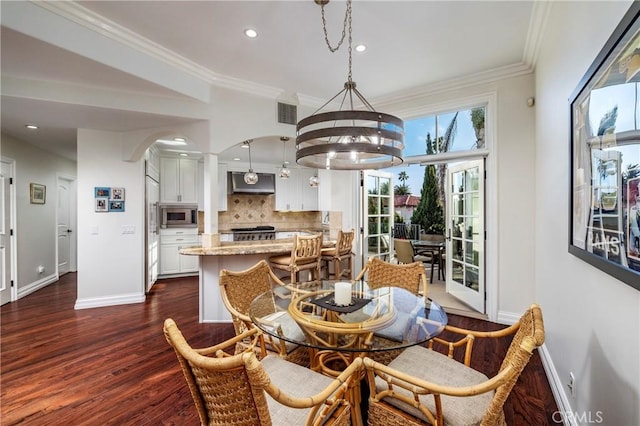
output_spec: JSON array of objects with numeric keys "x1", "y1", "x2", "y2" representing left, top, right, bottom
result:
[{"x1": 227, "y1": 171, "x2": 276, "y2": 194}]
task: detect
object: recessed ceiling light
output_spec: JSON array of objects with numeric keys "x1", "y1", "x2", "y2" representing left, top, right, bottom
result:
[
  {"x1": 173, "y1": 137, "x2": 186, "y2": 142},
  {"x1": 25, "y1": 124, "x2": 39, "y2": 130},
  {"x1": 355, "y1": 44, "x2": 367, "y2": 53},
  {"x1": 244, "y1": 28, "x2": 258, "y2": 38},
  {"x1": 233, "y1": 157, "x2": 241, "y2": 161},
  {"x1": 179, "y1": 153, "x2": 188, "y2": 157}
]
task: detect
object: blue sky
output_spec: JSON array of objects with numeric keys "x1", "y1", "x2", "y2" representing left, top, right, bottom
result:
[{"x1": 384, "y1": 109, "x2": 480, "y2": 195}]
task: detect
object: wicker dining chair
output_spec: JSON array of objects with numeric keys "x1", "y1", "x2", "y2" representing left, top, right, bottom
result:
[
  {"x1": 354, "y1": 257, "x2": 429, "y2": 365},
  {"x1": 363, "y1": 304, "x2": 545, "y2": 426},
  {"x1": 164, "y1": 319, "x2": 361, "y2": 426},
  {"x1": 219, "y1": 259, "x2": 310, "y2": 366},
  {"x1": 321, "y1": 229, "x2": 355, "y2": 280},
  {"x1": 269, "y1": 233, "x2": 323, "y2": 284},
  {"x1": 356, "y1": 256, "x2": 428, "y2": 297}
]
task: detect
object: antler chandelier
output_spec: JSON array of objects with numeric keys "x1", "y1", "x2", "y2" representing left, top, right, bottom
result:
[{"x1": 296, "y1": 0, "x2": 404, "y2": 170}]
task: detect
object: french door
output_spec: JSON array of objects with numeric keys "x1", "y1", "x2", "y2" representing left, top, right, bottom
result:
[
  {"x1": 361, "y1": 170, "x2": 393, "y2": 264},
  {"x1": 446, "y1": 159, "x2": 485, "y2": 313}
]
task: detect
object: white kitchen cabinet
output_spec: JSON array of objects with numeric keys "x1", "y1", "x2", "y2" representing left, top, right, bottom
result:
[
  {"x1": 160, "y1": 157, "x2": 198, "y2": 203},
  {"x1": 275, "y1": 168, "x2": 318, "y2": 211},
  {"x1": 159, "y1": 228, "x2": 199, "y2": 276}
]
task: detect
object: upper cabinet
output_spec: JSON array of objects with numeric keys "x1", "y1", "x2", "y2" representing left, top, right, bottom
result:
[
  {"x1": 275, "y1": 168, "x2": 318, "y2": 211},
  {"x1": 160, "y1": 157, "x2": 198, "y2": 204}
]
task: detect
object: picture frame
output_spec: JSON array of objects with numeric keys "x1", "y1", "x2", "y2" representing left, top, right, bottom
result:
[
  {"x1": 110, "y1": 187, "x2": 125, "y2": 201},
  {"x1": 95, "y1": 197, "x2": 108, "y2": 212},
  {"x1": 95, "y1": 187, "x2": 110, "y2": 198},
  {"x1": 30, "y1": 183, "x2": 46, "y2": 204},
  {"x1": 569, "y1": 2, "x2": 640, "y2": 291},
  {"x1": 109, "y1": 201, "x2": 125, "y2": 212}
]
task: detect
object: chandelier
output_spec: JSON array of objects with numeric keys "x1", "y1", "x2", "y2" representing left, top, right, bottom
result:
[{"x1": 296, "y1": 0, "x2": 404, "y2": 170}]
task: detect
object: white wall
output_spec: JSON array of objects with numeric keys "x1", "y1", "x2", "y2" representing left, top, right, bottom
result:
[
  {"x1": 536, "y1": 2, "x2": 640, "y2": 424},
  {"x1": 1, "y1": 133, "x2": 76, "y2": 296},
  {"x1": 75, "y1": 129, "x2": 145, "y2": 308}
]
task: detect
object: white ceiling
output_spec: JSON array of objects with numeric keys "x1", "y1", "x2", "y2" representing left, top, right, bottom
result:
[{"x1": 0, "y1": 1, "x2": 542, "y2": 163}]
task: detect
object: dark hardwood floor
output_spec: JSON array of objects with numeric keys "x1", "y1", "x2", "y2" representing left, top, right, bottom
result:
[{"x1": 1, "y1": 273, "x2": 559, "y2": 425}]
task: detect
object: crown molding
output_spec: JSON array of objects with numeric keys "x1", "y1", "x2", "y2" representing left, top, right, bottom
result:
[
  {"x1": 34, "y1": 1, "x2": 285, "y2": 100},
  {"x1": 523, "y1": 0, "x2": 553, "y2": 68},
  {"x1": 372, "y1": 61, "x2": 534, "y2": 109}
]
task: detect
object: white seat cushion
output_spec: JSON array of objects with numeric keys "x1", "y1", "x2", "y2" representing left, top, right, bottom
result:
[
  {"x1": 261, "y1": 355, "x2": 337, "y2": 425},
  {"x1": 376, "y1": 345, "x2": 494, "y2": 425}
]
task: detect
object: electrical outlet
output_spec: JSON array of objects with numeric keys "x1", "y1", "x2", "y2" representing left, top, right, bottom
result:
[{"x1": 568, "y1": 372, "x2": 576, "y2": 397}]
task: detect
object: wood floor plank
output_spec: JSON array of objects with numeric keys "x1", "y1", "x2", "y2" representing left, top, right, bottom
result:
[{"x1": 1, "y1": 273, "x2": 559, "y2": 425}]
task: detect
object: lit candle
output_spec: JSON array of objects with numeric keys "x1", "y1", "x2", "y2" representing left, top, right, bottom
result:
[{"x1": 334, "y1": 282, "x2": 352, "y2": 306}]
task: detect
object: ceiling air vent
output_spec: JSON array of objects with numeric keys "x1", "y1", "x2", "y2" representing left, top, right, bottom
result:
[{"x1": 277, "y1": 102, "x2": 297, "y2": 125}]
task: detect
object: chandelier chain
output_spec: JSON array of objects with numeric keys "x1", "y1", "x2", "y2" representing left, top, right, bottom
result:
[{"x1": 320, "y1": 0, "x2": 353, "y2": 82}]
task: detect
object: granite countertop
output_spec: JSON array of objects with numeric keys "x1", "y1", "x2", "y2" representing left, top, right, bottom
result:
[
  {"x1": 180, "y1": 241, "x2": 293, "y2": 256},
  {"x1": 180, "y1": 238, "x2": 336, "y2": 256}
]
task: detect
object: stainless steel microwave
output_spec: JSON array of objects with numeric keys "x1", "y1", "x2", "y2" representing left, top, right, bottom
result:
[{"x1": 159, "y1": 204, "x2": 198, "y2": 228}]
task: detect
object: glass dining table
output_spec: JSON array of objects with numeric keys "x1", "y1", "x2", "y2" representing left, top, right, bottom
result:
[
  {"x1": 249, "y1": 279, "x2": 447, "y2": 369},
  {"x1": 249, "y1": 279, "x2": 447, "y2": 425}
]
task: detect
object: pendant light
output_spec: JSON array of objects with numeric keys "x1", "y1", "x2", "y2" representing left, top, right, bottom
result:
[
  {"x1": 279, "y1": 137, "x2": 291, "y2": 179},
  {"x1": 309, "y1": 172, "x2": 319, "y2": 187},
  {"x1": 295, "y1": 0, "x2": 404, "y2": 170},
  {"x1": 243, "y1": 140, "x2": 258, "y2": 185}
]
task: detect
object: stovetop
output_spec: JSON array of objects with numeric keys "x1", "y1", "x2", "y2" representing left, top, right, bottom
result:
[
  {"x1": 231, "y1": 226, "x2": 275, "y2": 233},
  {"x1": 231, "y1": 226, "x2": 276, "y2": 241}
]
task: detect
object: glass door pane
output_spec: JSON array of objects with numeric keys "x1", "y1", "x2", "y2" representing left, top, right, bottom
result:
[
  {"x1": 446, "y1": 159, "x2": 485, "y2": 313},
  {"x1": 362, "y1": 171, "x2": 393, "y2": 263}
]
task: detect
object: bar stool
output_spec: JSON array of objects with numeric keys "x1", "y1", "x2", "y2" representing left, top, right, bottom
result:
[
  {"x1": 321, "y1": 229, "x2": 355, "y2": 280},
  {"x1": 269, "y1": 233, "x2": 323, "y2": 284}
]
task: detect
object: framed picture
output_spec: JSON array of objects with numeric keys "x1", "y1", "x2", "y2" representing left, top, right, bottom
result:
[
  {"x1": 110, "y1": 187, "x2": 125, "y2": 201},
  {"x1": 95, "y1": 197, "x2": 108, "y2": 212},
  {"x1": 30, "y1": 183, "x2": 46, "y2": 204},
  {"x1": 109, "y1": 201, "x2": 125, "y2": 212},
  {"x1": 569, "y1": 2, "x2": 640, "y2": 291},
  {"x1": 95, "y1": 187, "x2": 110, "y2": 198}
]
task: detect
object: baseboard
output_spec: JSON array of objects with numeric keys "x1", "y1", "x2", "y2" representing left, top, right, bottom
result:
[
  {"x1": 17, "y1": 273, "x2": 58, "y2": 299},
  {"x1": 496, "y1": 309, "x2": 521, "y2": 325},
  {"x1": 74, "y1": 293, "x2": 145, "y2": 309},
  {"x1": 539, "y1": 343, "x2": 576, "y2": 426}
]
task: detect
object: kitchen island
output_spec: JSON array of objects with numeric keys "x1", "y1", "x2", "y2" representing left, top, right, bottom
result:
[{"x1": 181, "y1": 237, "x2": 330, "y2": 323}]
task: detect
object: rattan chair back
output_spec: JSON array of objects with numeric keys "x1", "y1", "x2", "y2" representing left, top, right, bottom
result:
[
  {"x1": 270, "y1": 233, "x2": 323, "y2": 283},
  {"x1": 164, "y1": 319, "x2": 357, "y2": 426},
  {"x1": 356, "y1": 257, "x2": 427, "y2": 296},
  {"x1": 219, "y1": 260, "x2": 281, "y2": 336},
  {"x1": 483, "y1": 304, "x2": 545, "y2": 424},
  {"x1": 322, "y1": 230, "x2": 355, "y2": 279}
]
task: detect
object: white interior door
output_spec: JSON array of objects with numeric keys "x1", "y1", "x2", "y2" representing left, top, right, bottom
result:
[
  {"x1": 146, "y1": 175, "x2": 160, "y2": 291},
  {"x1": 446, "y1": 160, "x2": 485, "y2": 313},
  {"x1": 1, "y1": 161, "x2": 13, "y2": 305},
  {"x1": 361, "y1": 170, "x2": 393, "y2": 263},
  {"x1": 57, "y1": 178, "x2": 72, "y2": 276}
]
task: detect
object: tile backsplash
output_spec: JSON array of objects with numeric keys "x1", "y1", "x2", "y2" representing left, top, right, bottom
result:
[{"x1": 218, "y1": 194, "x2": 321, "y2": 231}]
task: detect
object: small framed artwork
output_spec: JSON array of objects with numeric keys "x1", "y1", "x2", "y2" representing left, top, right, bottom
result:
[
  {"x1": 95, "y1": 187, "x2": 110, "y2": 198},
  {"x1": 95, "y1": 198, "x2": 108, "y2": 212},
  {"x1": 111, "y1": 187, "x2": 125, "y2": 201},
  {"x1": 109, "y1": 201, "x2": 125, "y2": 212},
  {"x1": 569, "y1": 1, "x2": 640, "y2": 291},
  {"x1": 30, "y1": 183, "x2": 46, "y2": 204}
]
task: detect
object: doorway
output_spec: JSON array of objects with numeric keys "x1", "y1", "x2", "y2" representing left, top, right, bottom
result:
[
  {"x1": 445, "y1": 160, "x2": 485, "y2": 313},
  {"x1": 360, "y1": 170, "x2": 394, "y2": 264},
  {"x1": 57, "y1": 176, "x2": 76, "y2": 276},
  {"x1": 1, "y1": 159, "x2": 15, "y2": 306}
]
